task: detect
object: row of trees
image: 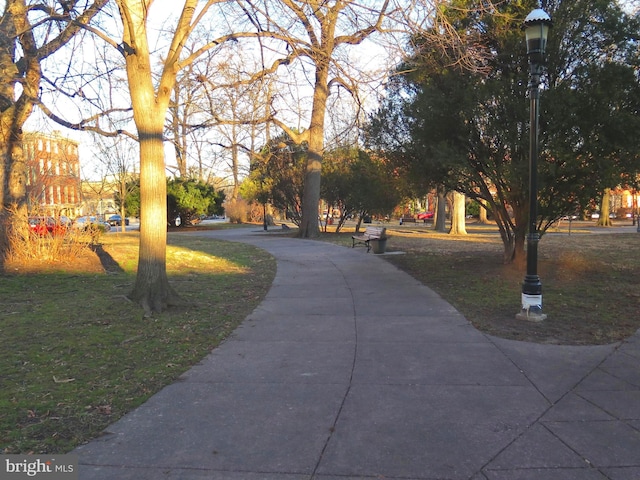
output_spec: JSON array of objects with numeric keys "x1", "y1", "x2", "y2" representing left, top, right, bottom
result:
[
  {"x1": 2, "y1": 0, "x2": 431, "y2": 313},
  {"x1": 241, "y1": 138, "x2": 404, "y2": 231},
  {"x1": 365, "y1": 0, "x2": 640, "y2": 263},
  {"x1": 2, "y1": 0, "x2": 638, "y2": 312}
]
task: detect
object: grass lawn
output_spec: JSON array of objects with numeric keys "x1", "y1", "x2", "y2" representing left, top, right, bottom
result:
[
  {"x1": 319, "y1": 221, "x2": 640, "y2": 345},
  {"x1": 1, "y1": 220, "x2": 638, "y2": 454},
  {"x1": 0, "y1": 231, "x2": 275, "y2": 454}
]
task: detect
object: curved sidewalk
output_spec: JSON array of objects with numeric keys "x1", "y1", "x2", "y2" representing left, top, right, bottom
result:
[{"x1": 75, "y1": 228, "x2": 640, "y2": 480}]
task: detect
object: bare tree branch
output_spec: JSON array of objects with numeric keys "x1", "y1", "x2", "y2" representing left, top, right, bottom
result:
[{"x1": 34, "y1": 97, "x2": 136, "y2": 140}]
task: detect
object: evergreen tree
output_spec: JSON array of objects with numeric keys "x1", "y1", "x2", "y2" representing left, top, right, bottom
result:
[{"x1": 366, "y1": 0, "x2": 640, "y2": 262}]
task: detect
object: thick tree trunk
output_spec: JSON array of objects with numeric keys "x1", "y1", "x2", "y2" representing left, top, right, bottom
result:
[
  {"x1": 0, "y1": 2, "x2": 40, "y2": 263},
  {"x1": 596, "y1": 188, "x2": 612, "y2": 227},
  {"x1": 0, "y1": 121, "x2": 30, "y2": 261},
  {"x1": 511, "y1": 202, "x2": 528, "y2": 266},
  {"x1": 298, "y1": 62, "x2": 328, "y2": 239},
  {"x1": 129, "y1": 129, "x2": 180, "y2": 314},
  {"x1": 478, "y1": 198, "x2": 489, "y2": 224},
  {"x1": 118, "y1": 0, "x2": 182, "y2": 314},
  {"x1": 434, "y1": 187, "x2": 447, "y2": 232},
  {"x1": 449, "y1": 191, "x2": 467, "y2": 235}
]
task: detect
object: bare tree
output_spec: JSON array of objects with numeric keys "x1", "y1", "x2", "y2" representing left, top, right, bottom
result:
[
  {"x1": 194, "y1": 46, "x2": 275, "y2": 200},
  {"x1": 0, "y1": 0, "x2": 108, "y2": 263},
  {"x1": 237, "y1": 0, "x2": 400, "y2": 237},
  {"x1": 108, "y1": 0, "x2": 231, "y2": 313},
  {"x1": 19, "y1": 0, "x2": 271, "y2": 313},
  {"x1": 90, "y1": 133, "x2": 138, "y2": 232}
]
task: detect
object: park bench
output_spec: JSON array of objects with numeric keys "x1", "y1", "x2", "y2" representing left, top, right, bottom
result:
[
  {"x1": 400, "y1": 216, "x2": 416, "y2": 224},
  {"x1": 352, "y1": 226, "x2": 386, "y2": 253}
]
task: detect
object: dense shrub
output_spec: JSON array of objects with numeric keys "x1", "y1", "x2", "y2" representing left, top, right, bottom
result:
[{"x1": 224, "y1": 198, "x2": 250, "y2": 224}]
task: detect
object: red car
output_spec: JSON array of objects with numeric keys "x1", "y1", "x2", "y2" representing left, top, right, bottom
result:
[
  {"x1": 417, "y1": 211, "x2": 434, "y2": 220},
  {"x1": 28, "y1": 216, "x2": 68, "y2": 236}
]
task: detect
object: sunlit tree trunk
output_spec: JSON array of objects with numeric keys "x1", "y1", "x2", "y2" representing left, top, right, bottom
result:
[
  {"x1": 478, "y1": 198, "x2": 489, "y2": 224},
  {"x1": 116, "y1": 0, "x2": 181, "y2": 313},
  {"x1": 596, "y1": 188, "x2": 613, "y2": 227},
  {"x1": 0, "y1": 0, "x2": 106, "y2": 263},
  {"x1": 299, "y1": 60, "x2": 329, "y2": 238},
  {"x1": 449, "y1": 191, "x2": 467, "y2": 235},
  {"x1": 129, "y1": 129, "x2": 180, "y2": 313},
  {"x1": 0, "y1": 0, "x2": 40, "y2": 260}
]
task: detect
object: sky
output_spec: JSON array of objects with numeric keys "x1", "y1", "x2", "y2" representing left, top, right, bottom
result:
[{"x1": 23, "y1": 0, "x2": 639, "y2": 182}]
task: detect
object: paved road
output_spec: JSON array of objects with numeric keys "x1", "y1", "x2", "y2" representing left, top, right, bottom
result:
[{"x1": 74, "y1": 227, "x2": 640, "y2": 479}]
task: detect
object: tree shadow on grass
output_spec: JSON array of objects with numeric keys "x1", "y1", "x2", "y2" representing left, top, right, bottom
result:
[{"x1": 91, "y1": 244, "x2": 125, "y2": 273}]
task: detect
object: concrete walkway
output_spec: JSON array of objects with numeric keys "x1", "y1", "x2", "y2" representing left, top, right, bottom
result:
[{"x1": 75, "y1": 227, "x2": 640, "y2": 480}]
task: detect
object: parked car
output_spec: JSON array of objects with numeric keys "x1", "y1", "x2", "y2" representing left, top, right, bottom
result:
[
  {"x1": 73, "y1": 216, "x2": 111, "y2": 232},
  {"x1": 417, "y1": 211, "x2": 434, "y2": 221},
  {"x1": 28, "y1": 216, "x2": 67, "y2": 236},
  {"x1": 108, "y1": 214, "x2": 129, "y2": 226},
  {"x1": 591, "y1": 211, "x2": 616, "y2": 220}
]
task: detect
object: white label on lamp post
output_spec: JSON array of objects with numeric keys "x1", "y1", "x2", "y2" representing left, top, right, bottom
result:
[{"x1": 521, "y1": 293, "x2": 542, "y2": 309}]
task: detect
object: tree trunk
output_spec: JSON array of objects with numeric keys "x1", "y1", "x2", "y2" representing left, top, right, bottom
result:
[
  {"x1": 449, "y1": 191, "x2": 467, "y2": 235},
  {"x1": 128, "y1": 118, "x2": 181, "y2": 314},
  {"x1": 118, "y1": 0, "x2": 181, "y2": 314},
  {"x1": 298, "y1": 61, "x2": 329, "y2": 238},
  {"x1": 231, "y1": 128, "x2": 240, "y2": 201},
  {"x1": 130, "y1": 131, "x2": 178, "y2": 315},
  {"x1": 127, "y1": 112, "x2": 181, "y2": 313},
  {"x1": 0, "y1": 1, "x2": 40, "y2": 263},
  {"x1": 510, "y1": 202, "x2": 528, "y2": 266},
  {"x1": 478, "y1": 198, "x2": 489, "y2": 224},
  {"x1": 596, "y1": 188, "x2": 612, "y2": 227},
  {"x1": 0, "y1": 124, "x2": 30, "y2": 266},
  {"x1": 434, "y1": 187, "x2": 447, "y2": 232}
]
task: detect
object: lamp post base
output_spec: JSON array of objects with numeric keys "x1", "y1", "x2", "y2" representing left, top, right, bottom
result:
[
  {"x1": 516, "y1": 308, "x2": 547, "y2": 322},
  {"x1": 516, "y1": 293, "x2": 547, "y2": 322}
]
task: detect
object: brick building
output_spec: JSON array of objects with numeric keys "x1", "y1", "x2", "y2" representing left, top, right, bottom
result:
[{"x1": 24, "y1": 131, "x2": 82, "y2": 218}]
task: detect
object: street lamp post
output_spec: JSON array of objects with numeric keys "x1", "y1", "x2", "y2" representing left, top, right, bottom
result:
[{"x1": 517, "y1": 8, "x2": 552, "y2": 322}]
